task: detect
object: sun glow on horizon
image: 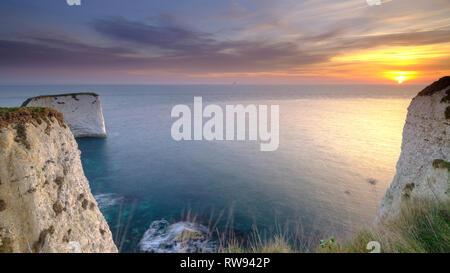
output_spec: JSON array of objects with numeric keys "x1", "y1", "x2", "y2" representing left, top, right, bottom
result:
[
  {"x1": 329, "y1": 43, "x2": 450, "y2": 84},
  {"x1": 396, "y1": 76, "x2": 406, "y2": 84},
  {"x1": 385, "y1": 71, "x2": 417, "y2": 84}
]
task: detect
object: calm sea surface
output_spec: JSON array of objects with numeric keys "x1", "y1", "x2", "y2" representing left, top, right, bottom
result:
[{"x1": 0, "y1": 84, "x2": 421, "y2": 252}]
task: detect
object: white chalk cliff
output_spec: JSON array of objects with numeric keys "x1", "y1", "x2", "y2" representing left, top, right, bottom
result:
[
  {"x1": 22, "y1": 93, "x2": 106, "y2": 137},
  {"x1": 0, "y1": 108, "x2": 117, "y2": 253},
  {"x1": 376, "y1": 76, "x2": 450, "y2": 222}
]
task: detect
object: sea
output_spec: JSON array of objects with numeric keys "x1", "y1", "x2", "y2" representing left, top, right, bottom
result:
[{"x1": 0, "y1": 84, "x2": 422, "y2": 252}]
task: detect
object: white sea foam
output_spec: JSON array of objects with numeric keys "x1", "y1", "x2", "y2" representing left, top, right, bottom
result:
[
  {"x1": 94, "y1": 193, "x2": 124, "y2": 209},
  {"x1": 139, "y1": 220, "x2": 215, "y2": 253}
]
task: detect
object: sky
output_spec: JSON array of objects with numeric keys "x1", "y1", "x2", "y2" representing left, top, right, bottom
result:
[{"x1": 0, "y1": 0, "x2": 449, "y2": 84}]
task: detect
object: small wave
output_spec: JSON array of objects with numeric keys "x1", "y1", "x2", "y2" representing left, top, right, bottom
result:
[
  {"x1": 94, "y1": 193, "x2": 124, "y2": 209},
  {"x1": 139, "y1": 220, "x2": 216, "y2": 253}
]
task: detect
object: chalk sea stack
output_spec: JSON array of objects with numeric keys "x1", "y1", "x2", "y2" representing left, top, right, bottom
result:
[
  {"x1": 0, "y1": 107, "x2": 117, "y2": 253},
  {"x1": 22, "y1": 93, "x2": 107, "y2": 137},
  {"x1": 376, "y1": 76, "x2": 450, "y2": 222}
]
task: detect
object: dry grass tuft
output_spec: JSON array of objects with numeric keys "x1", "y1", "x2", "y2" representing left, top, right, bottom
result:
[{"x1": 321, "y1": 198, "x2": 449, "y2": 253}]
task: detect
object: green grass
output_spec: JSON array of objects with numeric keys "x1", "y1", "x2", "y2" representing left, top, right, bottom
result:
[
  {"x1": 327, "y1": 198, "x2": 450, "y2": 253},
  {"x1": 433, "y1": 159, "x2": 450, "y2": 170},
  {"x1": 219, "y1": 198, "x2": 450, "y2": 253}
]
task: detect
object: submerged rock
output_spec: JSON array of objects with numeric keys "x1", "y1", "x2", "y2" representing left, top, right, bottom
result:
[
  {"x1": 0, "y1": 107, "x2": 117, "y2": 252},
  {"x1": 139, "y1": 220, "x2": 215, "y2": 253},
  {"x1": 22, "y1": 92, "x2": 106, "y2": 137},
  {"x1": 376, "y1": 77, "x2": 450, "y2": 222},
  {"x1": 94, "y1": 193, "x2": 124, "y2": 209}
]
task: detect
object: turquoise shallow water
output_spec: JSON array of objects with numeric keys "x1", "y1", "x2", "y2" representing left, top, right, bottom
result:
[{"x1": 0, "y1": 85, "x2": 421, "y2": 252}]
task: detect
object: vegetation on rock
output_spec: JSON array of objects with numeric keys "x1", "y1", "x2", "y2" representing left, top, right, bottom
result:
[
  {"x1": 432, "y1": 159, "x2": 450, "y2": 170},
  {"x1": 0, "y1": 107, "x2": 66, "y2": 149},
  {"x1": 220, "y1": 198, "x2": 449, "y2": 253},
  {"x1": 21, "y1": 92, "x2": 99, "y2": 107},
  {"x1": 325, "y1": 198, "x2": 450, "y2": 253},
  {"x1": 0, "y1": 107, "x2": 65, "y2": 129},
  {"x1": 417, "y1": 76, "x2": 450, "y2": 97}
]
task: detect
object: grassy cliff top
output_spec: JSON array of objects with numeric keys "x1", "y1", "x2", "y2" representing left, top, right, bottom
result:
[
  {"x1": 417, "y1": 76, "x2": 450, "y2": 97},
  {"x1": 416, "y1": 76, "x2": 450, "y2": 119},
  {"x1": 0, "y1": 107, "x2": 65, "y2": 129},
  {"x1": 21, "y1": 92, "x2": 99, "y2": 106}
]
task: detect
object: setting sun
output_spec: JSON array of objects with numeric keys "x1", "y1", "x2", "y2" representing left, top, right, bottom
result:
[
  {"x1": 396, "y1": 76, "x2": 406, "y2": 84},
  {"x1": 385, "y1": 71, "x2": 417, "y2": 84}
]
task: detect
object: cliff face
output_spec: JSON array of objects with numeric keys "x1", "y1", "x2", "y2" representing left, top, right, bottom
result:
[
  {"x1": 0, "y1": 108, "x2": 117, "y2": 253},
  {"x1": 22, "y1": 93, "x2": 107, "y2": 137},
  {"x1": 376, "y1": 77, "x2": 450, "y2": 222}
]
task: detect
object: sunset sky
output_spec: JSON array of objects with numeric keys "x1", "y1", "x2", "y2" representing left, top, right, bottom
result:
[{"x1": 0, "y1": 0, "x2": 449, "y2": 84}]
